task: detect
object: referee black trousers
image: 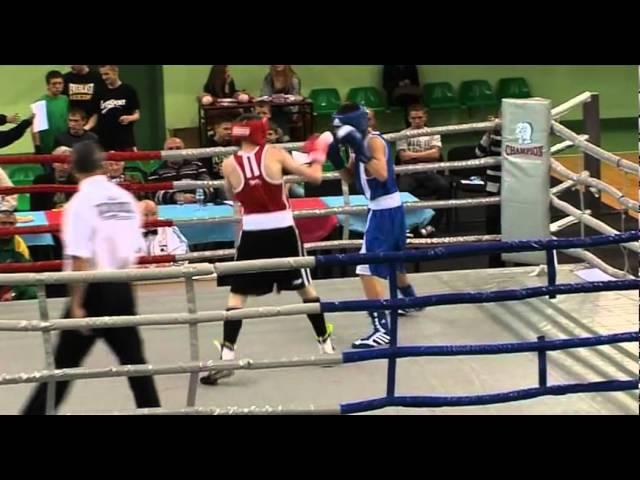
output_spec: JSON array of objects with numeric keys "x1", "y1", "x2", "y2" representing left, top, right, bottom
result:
[{"x1": 22, "y1": 283, "x2": 160, "y2": 415}]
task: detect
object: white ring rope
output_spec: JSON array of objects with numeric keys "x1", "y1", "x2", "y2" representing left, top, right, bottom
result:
[
  {"x1": 550, "y1": 92, "x2": 595, "y2": 119},
  {"x1": 0, "y1": 263, "x2": 215, "y2": 287},
  {"x1": 174, "y1": 158, "x2": 503, "y2": 191},
  {"x1": 162, "y1": 121, "x2": 501, "y2": 161},
  {"x1": 551, "y1": 121, "x2": 639, "y2": 175},
  {"x1": 100, "y1": 406, "x2": 341, "y2": 416},
  {"x1": 0, "y1": 303, "x2": 321, "y2": 332},
  {"x1": 550, "y1": 196, "x2": 639, "y2": 253},
  {"x1": 551, "y1": 159, "x2": 639, "y2": 212},
  {"x1": 0, "y1": 354, "x2": 343, "y2": 387}
]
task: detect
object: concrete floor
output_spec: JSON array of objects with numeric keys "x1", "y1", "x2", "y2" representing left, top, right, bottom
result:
[{"x1": 0, "y1": 265, "x2": 637, "y2": 415}]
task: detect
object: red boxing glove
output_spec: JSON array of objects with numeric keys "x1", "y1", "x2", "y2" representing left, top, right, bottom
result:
[{"x1": 303, "y1": 131, "x2": 333, "y2": 164}]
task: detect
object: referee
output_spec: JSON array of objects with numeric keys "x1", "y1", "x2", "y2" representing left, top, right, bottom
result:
[{"x1": 22, "y1": 141, "x2": 160, "y2": 415}]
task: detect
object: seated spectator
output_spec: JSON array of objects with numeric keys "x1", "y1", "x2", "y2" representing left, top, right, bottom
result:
[
  {"x1": 1, "y1": 113, "x2": 33, "y2": 150},
  {"x1": 139, "y1": 200, "x2": 190, "y2": 257},
  {"x1": 260, "y1": 65, "x2": 302, "y2": 99},
  {"x1": 54, "y1": 109, "x2": 99, "y2": 149},
  {"x1": 475, "y1": 114, "x2": 503, "y2": 268},
  {"x1": 266, "y1": 121, "x2": 285, "y2": 144},
  {"x1": 254, "y1": 100, "x2": 272, "y2": 119},
  {"x1": 260, "y1": 66, "x2": 301, "y2": 138},
  {"x1": 199, "y1": 65, "x2": 249, "y2": 106},
  {"x1": 104, "y1": 158, "x2": 141, "y2": 185},
  {"x1": 396, "y1": 104, "x2": 451, "y2": 234},
  {"x1": 206, "y1": 116, "x2": 233, "y2": 179},
  {"x1": 0, "y1": 166, "x2": 17, "y2": 211},
  {"x1": 148, "y1": 138, "x2": 218, "y2": 205},
  {"x1": 255, "y1": 102, "x2": 289, "y2": 142},
  {"x1": 102, "y1": 153, "x2": 147, "y2": 201},
  {"x1": 0, "y1": 209, "x2": 37, "y2": 302},
  {"x1": 31, "y1": 146, "x2": 77, "y2": 211}
]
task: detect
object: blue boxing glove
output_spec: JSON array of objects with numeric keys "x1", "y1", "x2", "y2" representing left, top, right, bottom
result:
[
  {"x1": 335, "y1": 125, "x2": 372, "y2": 163},
  {"x1": 326, "y1": 137, "x2": 346, "y2": 171}
]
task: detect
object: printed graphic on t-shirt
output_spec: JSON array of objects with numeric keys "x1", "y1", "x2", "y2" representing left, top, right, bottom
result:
[
  {"x1": 100, "y1": 99, "x2": 128, "y2": 115},
  {"x1": 68, "y1": 83, "x2": 95, "y2": 101}
]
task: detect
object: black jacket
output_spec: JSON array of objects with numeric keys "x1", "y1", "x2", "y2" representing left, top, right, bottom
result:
[{"x1": 0, "y1": 115, "x2": 32, "y2": 149}]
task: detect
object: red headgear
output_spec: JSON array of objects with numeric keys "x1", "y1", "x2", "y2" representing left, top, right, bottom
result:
[{"x1": 231, "y1": 117, "x2": 268, "y2": 146}]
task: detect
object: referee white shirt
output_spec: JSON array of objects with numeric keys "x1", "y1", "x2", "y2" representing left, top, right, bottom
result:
[{"x1": 63, "y1": 175, "x2": 143, "y2": 271}]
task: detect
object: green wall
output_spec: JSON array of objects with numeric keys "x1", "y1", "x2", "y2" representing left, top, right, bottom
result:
[{"x1": 163, "y1": 65, "x2": 639, "y2": 129}]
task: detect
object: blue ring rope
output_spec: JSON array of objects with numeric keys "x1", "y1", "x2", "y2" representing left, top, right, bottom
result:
[
  {"x1": 340, "y1": 380, "x2": 638, "y2": 414},
  {"x1": 315, "y1": 232, "x2": 639, "y2": 268}
]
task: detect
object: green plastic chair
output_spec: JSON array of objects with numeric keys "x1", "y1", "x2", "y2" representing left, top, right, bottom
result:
[
  {"x1": 423, "y1": 82, "x2": 460, "y2": 110},
  {"x1": 346, "y1": 87, "x2": 386, "y2": 111},
  {"x1": 308, "y1": 88, "x2": 342, "y2": 115},
  {"x1": 497, "y1": 77, "x2": 532, "y2": 99},
  {"x1": 16, "y1": 194, "x2": 31, "y2": 212},
  {"x1": 459, "y1": 80, "x2": 499, "y2": 109},
  {"x1": 9, "y1": 164, "x2": 43, "y2": 184}
]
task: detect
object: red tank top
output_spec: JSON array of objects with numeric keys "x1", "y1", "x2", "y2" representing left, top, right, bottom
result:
[{"x1": 233, "y1": 145, "x2": 290, "y2": 215}]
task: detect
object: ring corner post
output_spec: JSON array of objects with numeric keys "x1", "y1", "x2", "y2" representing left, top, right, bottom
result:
[{"x1": 501, "y1": 97, "x2": 553, "y2": 266}]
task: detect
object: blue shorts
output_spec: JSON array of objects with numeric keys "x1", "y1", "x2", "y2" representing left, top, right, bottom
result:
[{"x1": 356, "y1": 206, "x2": 407, "y2": 280}]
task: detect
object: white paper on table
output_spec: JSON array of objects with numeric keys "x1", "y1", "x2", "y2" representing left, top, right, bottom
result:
[
  {"x1": 30, "y1": 101, "x2": 49, "y2": 132},
  {"x1": 575, "y1": 268, "x2": 617, "y2": 283}
]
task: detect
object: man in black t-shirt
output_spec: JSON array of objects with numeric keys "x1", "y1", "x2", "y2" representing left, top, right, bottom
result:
[
  {"x1": 63, "y1": 65, "x2": 104, "y2": 130},
  {"x1": 54, "y1": 109, "x2": 99, "y2": 149},
  {"x1": 95, "y1": 65, "x2": 141, "y2": 152}
]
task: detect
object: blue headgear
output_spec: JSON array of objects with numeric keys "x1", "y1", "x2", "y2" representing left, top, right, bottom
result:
[{"x1": 332, "y1": 106, "x2": 369, "y2": 136}]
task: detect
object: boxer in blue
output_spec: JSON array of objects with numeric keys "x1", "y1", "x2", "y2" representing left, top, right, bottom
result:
[{"x1": 327, "y1": 103, "x2": 422, "y2": 349}]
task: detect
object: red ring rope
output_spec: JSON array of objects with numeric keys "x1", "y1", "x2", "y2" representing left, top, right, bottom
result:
[
  {"x1": 0, "y1": 182, "x2": 174, "y2": 195},
  {"x1": 0, "y1": 151, "x2": 163, "y2": 165}
]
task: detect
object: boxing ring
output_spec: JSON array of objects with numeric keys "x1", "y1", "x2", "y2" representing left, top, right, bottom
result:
[{"x1": 0, "y1": 92, "x2": 637, "y2": 415}]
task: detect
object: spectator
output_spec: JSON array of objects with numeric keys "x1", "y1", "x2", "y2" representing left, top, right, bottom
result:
[
  {"x1": 148, "y1": 138, "x2": 217, "y2": 205},
  {"x1": 475, "y1": 114, "x2": 503, "y2": 268},
  {"x1": 200, "y1": 65, "x2": 249, "y2": 106},
  {"x1": 383, "y1": 65, "x2": 422, "y2": 119},
  {"x1": 0, "y1": 166, "x2": 17, "y2": 211},
  {"x1": 1, "y1": 113, "x2": 33, "y2": 150},
  {"x1": 31, "y1": 146, "x2": 77, "y2": 211},
  {"x1": 95, "y1": 65, "x2": 140, "y2": 152},
  {"x1": 32, "y1": 70, "x2": 69, "y2": 155},
  {"x1": 396, "y1": 105, "x2": 451, "y2": 234},
  {"x1": 0, "y1": 209, "x2": 37, "y2": 302},
  {"x1": 266, "y1": 121, "x2": 285, "y2": 144},
  {"x1": 138, "y1": 200, "x2": 189, "y2": 257},
  {"x1": 254, "y1": 101, "x2": 289, "y2": 142},
  {"x1": 254, "y1": 100, "x2": 272, "y2": 119},
  {"x1": 260, "y1": 66, "x2": 301, "y2": 138},
  {"x1": 206, "y1": 117, "x2": 233, "y2": 179},
  {"x1": 54, "y1": 109, "x2": 99, "y2": 149},
  {"x1": 63, "y1": 65, "x2": 104, "y2": 129},
  {"x1": 260, "y1": 65, "x2": 302, "y2": 98},
  {"x1": 103, "y1": 157, "x2": 146, "y2": 199}
]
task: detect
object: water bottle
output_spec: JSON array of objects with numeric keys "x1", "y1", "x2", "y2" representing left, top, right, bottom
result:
[{"x1": 196, "y1": 188, "x2": 205, "y2": 208}]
